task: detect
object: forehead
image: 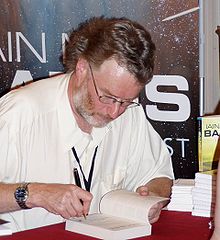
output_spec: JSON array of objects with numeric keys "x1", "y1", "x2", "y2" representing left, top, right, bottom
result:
[{"x1": 94, "y1": 59, "x2": 142, "y2": 99}]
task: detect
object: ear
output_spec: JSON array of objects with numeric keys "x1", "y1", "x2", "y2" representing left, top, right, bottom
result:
[
  {"x1": 74, "y1": 58, "x2": 89, "y2": 86},
  {"x1": 75, "y1": 58, "x2": 89, "y2": 76}
]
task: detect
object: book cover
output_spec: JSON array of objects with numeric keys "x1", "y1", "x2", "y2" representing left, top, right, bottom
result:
[
  {"x1": 167, "y1": 203, "x2": 193, "y2": 212},
  {"x1": 172, "y1": 178, "x2": 195, "y2": 188},
  {"x1": 170, "y1": 195, "x2": 193, "y2": 204},
  {"x1": 198, "y1": 115, "x2": 220, "y2": 172},
  {"x1": 167, "y1": 179, "x2": 194, "y2": 212},
  {"x1": 195, "y1": 169, "x2": 217, "y2": 181},
  {"x1": 0, "y1": 220, "x2": 12, "y2": 236},
  {"x1": 171, "y1": 179, "x2": 195, "y2": 193},
  {"x1": 65, "y1": 190, "x2": 168, "y2": 240}
]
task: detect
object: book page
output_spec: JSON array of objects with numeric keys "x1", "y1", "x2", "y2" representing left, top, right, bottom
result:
[
  {"x1": 71, "y1": 214, "x2": 146, "y2": 231},
  {"x1": 65, "y1": 213, "x2": 152, "y2": 239},
  {"x1": 99, "y1": 190, "x2": 168, "y2": 223}
]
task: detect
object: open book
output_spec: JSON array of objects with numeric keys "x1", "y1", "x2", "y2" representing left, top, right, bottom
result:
[{"x1": 65, "y1": 189, "x2": 168, "y2": 240}]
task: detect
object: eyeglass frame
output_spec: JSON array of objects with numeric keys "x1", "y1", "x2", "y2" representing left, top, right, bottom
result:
[{"x1": 88, "y1": 63, "x2": 140, "y2": 108}]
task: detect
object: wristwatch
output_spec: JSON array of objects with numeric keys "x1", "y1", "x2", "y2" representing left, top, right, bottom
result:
[{"x1": 14, "y1": 183, "x2": 30, "y2": 209}]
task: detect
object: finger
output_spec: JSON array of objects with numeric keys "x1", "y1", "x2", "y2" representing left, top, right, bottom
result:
[
  {"x1": 136, "y1": 185, "x2": 149, "y2": 196},
  {"x1": 82, "y1": 198, "x2": 91, "y2": 215},
  {"x1": 77, "y1": 190, "x2": 93, "y2": 212},
  {"x1": 149, "y1": 207, "x2": 161, "y2": 223},
  {"x1": 49, "y1": 187, "x2": 84, "y2": 218},
  {"x1": 81, "y1": 196, "x2": 93, "y2": 216},
  {"x1": 69, "y1": 199, "x2": 84, "y2": 217},
  {"x1": 60, "y1": 207, "x2": 77, "y2": 219},
  {"x1": 49, "y1": 201, "x2": 78, "y2": 219},
  {"x1": 60, "y1": 188, "x2": 84, "y2": 218},
  {"x1": 72, "y1": 187, "x2": 93, "y2": 216},
  {"x1": 148, "y1": 203, "x2": 162, "y2": 223},
  {"x1": 149, "y1": 213, "x2": 160, "y2": 224}
]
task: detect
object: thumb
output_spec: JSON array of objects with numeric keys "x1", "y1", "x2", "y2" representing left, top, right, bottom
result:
[{"x1": 136, "y1": 185, "x2": 149, "y2": 196}]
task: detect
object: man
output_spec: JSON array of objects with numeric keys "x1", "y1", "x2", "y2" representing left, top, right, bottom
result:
[{"x1": 0, "y1": 16, "x2": 174, "y2": 232}]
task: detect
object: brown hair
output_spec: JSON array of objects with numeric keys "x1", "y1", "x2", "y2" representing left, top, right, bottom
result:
[{"x1": 64, "y1": 16, "x2": 156, "y2": 85}]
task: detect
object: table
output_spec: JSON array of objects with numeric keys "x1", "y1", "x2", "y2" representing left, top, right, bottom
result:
[{"x1": 1, "y1": 211, "x2": 214, "y2": 240}]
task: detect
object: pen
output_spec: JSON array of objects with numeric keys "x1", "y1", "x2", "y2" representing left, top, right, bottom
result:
[{"x1": 73, "y1": 168, "x2": 86, "y2": 219}]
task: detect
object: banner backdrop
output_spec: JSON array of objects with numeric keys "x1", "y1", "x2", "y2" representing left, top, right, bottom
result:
[{"x1": 0, "y1": 0, "x2": 199, "y2": 178}]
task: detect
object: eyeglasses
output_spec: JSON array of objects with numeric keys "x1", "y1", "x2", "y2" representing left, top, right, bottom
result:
[{"x1": 88, "y1": 64, "x2": 140, "y2": 108}]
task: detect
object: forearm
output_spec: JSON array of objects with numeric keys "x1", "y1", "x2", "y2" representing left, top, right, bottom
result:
[
  {"x1": 0, "y1": 183, "x2": 21, "y2": 213},
  {"x1": 0, "y1": 182, "x2": 44, "y2": 213},
  {"x1": 0, "y1": 182, "x2": 93, "y2": 219},
  {"x1": 144, "y1": 177, "x2": 173, "y2": 198}
]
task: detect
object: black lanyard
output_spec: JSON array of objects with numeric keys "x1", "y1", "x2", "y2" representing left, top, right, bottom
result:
[{"x1": 72, "y1": 146, "x2": 98, "y2": 192}]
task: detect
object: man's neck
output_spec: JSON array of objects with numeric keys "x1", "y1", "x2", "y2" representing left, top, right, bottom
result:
[{"x1": 67, "y1": 75, "x2": 92, "y2": 134}]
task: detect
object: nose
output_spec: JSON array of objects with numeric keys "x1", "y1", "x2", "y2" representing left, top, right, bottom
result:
[{"x1": 107, "y1": 102, "x2": 122, "y2": 119}]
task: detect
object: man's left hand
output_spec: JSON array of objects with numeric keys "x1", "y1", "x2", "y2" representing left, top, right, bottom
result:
[{"x1": 136, "y1": 185, "x2": 165, "y2": 224}]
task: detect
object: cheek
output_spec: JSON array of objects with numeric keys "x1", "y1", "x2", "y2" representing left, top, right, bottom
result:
[
  {"x1": 85, "y1": 91, "x2": 103, "y2": 112},
  {"x1": 85, "y1": 92, "x2": 94, "y2": 110}
]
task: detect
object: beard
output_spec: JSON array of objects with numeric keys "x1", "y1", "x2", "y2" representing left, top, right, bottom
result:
[{"x1": 73, "y1": 82, "x2": 113, "y2": 128}]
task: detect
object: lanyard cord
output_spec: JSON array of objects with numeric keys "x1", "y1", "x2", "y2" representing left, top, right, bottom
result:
[{"x1": 72, "y1": 146, "x2": 98, "y2": 192}]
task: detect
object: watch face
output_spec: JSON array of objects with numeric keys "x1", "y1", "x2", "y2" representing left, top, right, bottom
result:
[{"x1": 15, "y1": 187, "x2": 28, "y2": 201}]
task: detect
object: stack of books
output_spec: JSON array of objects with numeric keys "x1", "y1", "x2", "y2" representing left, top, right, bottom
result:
[
  {"x1": 192, "y1": 170, "x2": 217, "y2": 217},
  {"x1": 167, "y1": 178, "x2": 195, "y2": 212}
]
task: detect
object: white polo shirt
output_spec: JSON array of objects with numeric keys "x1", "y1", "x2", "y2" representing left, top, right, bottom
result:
[{"x1": 0, "y1": 73, "x2": 174, "y2": 232}]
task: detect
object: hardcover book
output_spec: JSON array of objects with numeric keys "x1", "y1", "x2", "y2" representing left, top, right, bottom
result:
[
  {"x1": 198, "y1": 115, "x2": 220, "y2": 172},
  {"x1": 195, "y1": 169, "x2": 217, "y2": 182},
  {"x1": 65, "y1": 189, "x2": 168, "y2": 240}
]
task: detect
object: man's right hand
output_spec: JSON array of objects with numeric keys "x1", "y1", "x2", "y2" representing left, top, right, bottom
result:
[{"x1": 26, "y1": 183, "x2": 93, "y2": 219}]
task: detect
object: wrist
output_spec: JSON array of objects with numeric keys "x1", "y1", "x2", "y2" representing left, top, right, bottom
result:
[{"x1": 26, "y1": 183, "x2": 49, "y2": 208}]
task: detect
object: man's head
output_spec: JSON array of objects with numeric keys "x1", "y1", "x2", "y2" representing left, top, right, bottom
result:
[
  {"x1": 71, "y1": 58, "x2": 144, "y2": 128},
  {"x1": 66, "y1": 17, "x2": 156, "y2": 129},
  {"x1": 64, "y1": 16, "x2": 156, "y2": 86}
]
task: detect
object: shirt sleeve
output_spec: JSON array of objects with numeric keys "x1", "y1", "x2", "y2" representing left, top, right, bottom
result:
[
  {"x1": 0, "y1": 91, "x2": 28, "y2": 182},
  {"x1": 122, "y1": 107, "x2": 174, "y2": 191},
  {"x1": 0, "y1": 115, "x2": 19, "y2": 182}
]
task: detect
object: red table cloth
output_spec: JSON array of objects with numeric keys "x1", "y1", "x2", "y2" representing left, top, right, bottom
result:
[{"x1": 1, "y1": 211, "x2": 213, "y2": 240}]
